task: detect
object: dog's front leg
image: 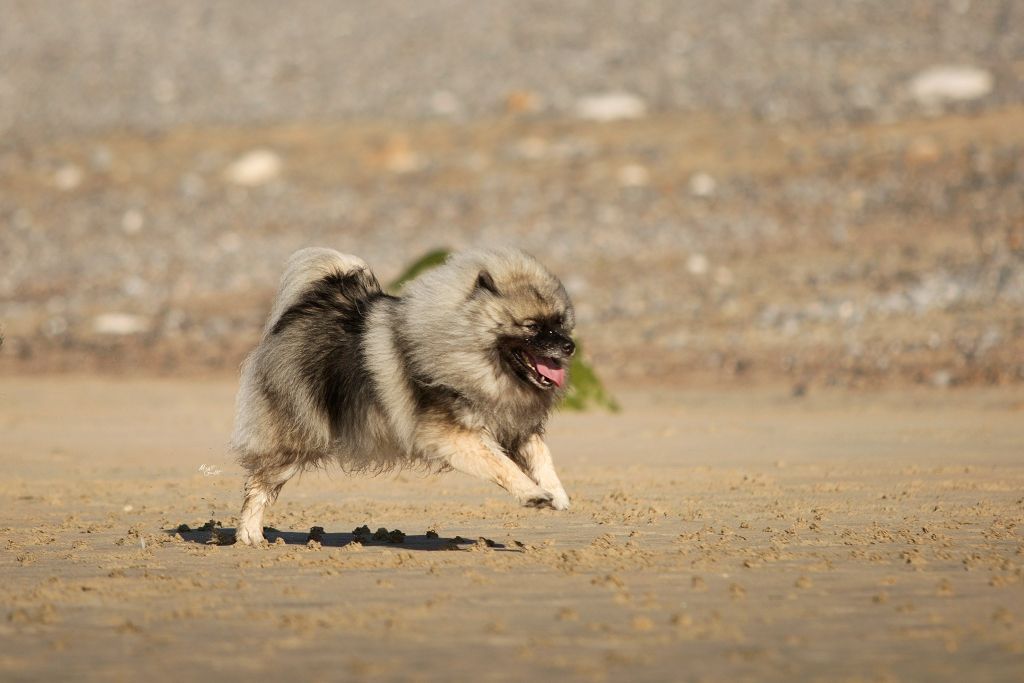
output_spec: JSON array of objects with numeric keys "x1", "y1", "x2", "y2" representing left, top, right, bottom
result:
[
  {"x1": 418, "y1": 421, "x2": 556, "y2": 508},
  {"x1": 519, "y1": 434, "x2": 570, "y2": 510}
]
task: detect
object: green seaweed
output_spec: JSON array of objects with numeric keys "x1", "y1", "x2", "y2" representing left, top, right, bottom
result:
[
  {"x1": 387, "y1": 248, "x2": 452, "y2": 293},
  {"x1": 390, "y1": 248, "x2": 618, "y2": 412},
  {"x1": 560, "y1": 343, "x2": 620, "y2": 413}
]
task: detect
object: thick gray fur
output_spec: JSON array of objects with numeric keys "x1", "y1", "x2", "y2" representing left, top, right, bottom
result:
[{"x1": 231, "y1": 247, "x2": 576, "y2": 544}]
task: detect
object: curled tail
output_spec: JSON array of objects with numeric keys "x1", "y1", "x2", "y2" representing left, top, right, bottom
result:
[{"x1": 264, "y1": 248, "x2": 379, "y2": 336}]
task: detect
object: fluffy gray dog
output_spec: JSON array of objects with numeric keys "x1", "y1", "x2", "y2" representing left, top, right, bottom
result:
[{"x1": 231, "y1": 247, "x2": 575, "y2": 545}]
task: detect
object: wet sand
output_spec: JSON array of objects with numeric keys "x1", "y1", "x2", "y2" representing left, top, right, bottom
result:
[{"x1": 1, "y1": 376, "x2": 1022, "y2": 682}]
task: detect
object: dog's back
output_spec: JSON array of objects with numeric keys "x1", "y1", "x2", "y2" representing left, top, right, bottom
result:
[{"x1": 231, "y1": 248, "x2": 392, "y2": 470}]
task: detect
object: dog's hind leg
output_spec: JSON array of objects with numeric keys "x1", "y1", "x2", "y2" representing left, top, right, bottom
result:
[
  {"x1": 519, "y1": 435, "x2": 570, "y2": 511},
  {"x1": 418, "y1": 421, "x2": 556, "y2": 508},
  {"x1": 236, "y1": 463, "x2": 299, "y2": 545}
]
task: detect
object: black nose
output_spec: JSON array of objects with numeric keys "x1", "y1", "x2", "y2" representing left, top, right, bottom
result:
[{"x1": 562, "y1": 338, "x2": 575, "y2": 356}]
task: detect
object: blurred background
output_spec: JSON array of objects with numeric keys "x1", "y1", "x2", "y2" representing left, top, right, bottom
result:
[{"x1": 1, "y1": 0, "x2": 1022, "y2": 390}]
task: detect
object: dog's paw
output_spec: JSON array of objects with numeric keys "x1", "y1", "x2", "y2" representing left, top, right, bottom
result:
[
  {"x1": 523, "y1": 490, "x2": 555, "y2": 508},
  {"x1": 235, "y1": 524, "x2": 265, "y2": 546},
  {"x1": 550, "y1": 488, "x2": 571, "y2": 511}
]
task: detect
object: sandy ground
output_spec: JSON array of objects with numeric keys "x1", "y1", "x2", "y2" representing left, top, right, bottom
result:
[{"x1": 1, "y1": 377, "x2": 1022, "y2": 682}]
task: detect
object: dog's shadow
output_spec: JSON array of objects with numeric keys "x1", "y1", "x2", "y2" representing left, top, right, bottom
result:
[{"x1": 166, "y1": 525, "x2": 520, "y2": 552}]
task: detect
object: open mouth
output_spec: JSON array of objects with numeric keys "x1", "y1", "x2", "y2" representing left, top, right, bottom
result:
[{"x1": 510, "y1": 348, "x2": 566, "y2": 390}]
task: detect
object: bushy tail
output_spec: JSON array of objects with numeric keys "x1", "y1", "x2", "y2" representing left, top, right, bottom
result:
[{"x1": 264, "y1": 248, "x2": 371, "y2": 335}]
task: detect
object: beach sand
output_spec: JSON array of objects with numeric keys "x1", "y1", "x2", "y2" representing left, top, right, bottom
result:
[{"x1": 1, "y1": 376, "x2": 1022, "y2": 681}]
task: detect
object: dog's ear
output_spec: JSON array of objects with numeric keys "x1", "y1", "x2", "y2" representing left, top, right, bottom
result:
[{"x1": 475, "y1": 270, "x2": 500, "y2": 296}]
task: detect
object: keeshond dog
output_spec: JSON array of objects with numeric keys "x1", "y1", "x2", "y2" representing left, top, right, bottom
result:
[{"x1": 231, "y1": 247, "x2": 576, "y2": 545}]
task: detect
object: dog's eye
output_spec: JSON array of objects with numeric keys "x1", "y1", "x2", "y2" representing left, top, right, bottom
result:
[{"x1": 521, "y1": 321, "x2": 540, "y2": 334}]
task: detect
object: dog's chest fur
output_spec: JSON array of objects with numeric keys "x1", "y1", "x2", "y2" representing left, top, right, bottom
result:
[{"x1": 412, "y1": 380, "x2": 547, "y2": 457}]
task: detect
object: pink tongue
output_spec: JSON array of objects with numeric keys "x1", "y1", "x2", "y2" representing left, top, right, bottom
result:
[{"x1": 534, "y1": 357, "x2": 566, "y2": 388}]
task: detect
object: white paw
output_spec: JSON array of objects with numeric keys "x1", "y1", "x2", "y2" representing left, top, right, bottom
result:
[
  {"x1": 550, "y1": 488, "x2": 571, "y2": 511},
  {"x1": 235, "y1": 524, "x2": 265, "y2": 546},
  {"x1": 522, "y1": 487, "x2": 570, "y2": 510}
]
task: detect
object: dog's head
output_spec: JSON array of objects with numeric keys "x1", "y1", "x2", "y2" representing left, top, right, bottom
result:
[
  {"x1": 402, "y1": 248, "x2": 576, "y2": 403},
  {"x1": 472, "y1": 265, "x2": 575, "y2": 394}
]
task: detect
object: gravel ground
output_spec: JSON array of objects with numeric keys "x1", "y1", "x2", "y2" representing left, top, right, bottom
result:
[
  {"x1": 3, "y1": 0, "x2": 1022, "y2": 133},
  {"x1": 1, "y1": 1, "x2": 1023, "y2": 387}
]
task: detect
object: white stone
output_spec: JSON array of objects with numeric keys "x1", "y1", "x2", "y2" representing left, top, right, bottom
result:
[
  {"x1": 574, "y1": 92, "x2": 647, "y2": 121},
  {"x1": 92, "y1": 313, "x2": 150, "y2": 335},
  {"x1": 689, "y1": 172, "x2": 717, "y2": 197},
  {"x1": 687, "y1": 253, "x2": 709, "y2": 276},
  {"x1": 909, "y1": 65, "x2": 993, "y2": 105},
  {"x1": 121, "y1": 209, "x2": 144, "y2": 234},
  {"x1": 617, "y1": 164, "x2": 650, "y2": 187},
  {"x1": 930, "y1": 369, "x2": 953, "y2": 388},
  {"x1": 223, "y1": 149, "x2": 283, "y2": 186},
  {"x1": 54, "y1": 164, "x2": 83, "y2": 191}
]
